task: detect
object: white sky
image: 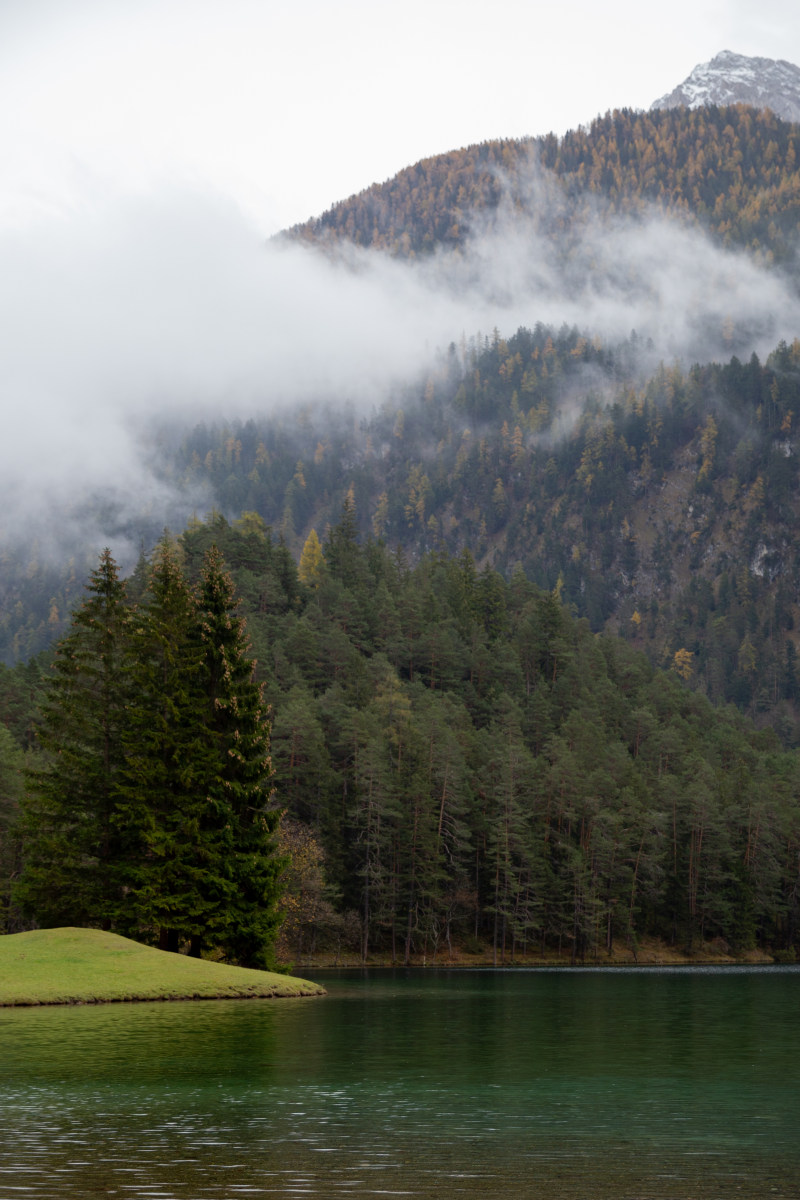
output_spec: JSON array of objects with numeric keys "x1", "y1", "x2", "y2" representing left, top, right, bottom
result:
[{"x1": 2, "y1": 0, "x2": 799, "y2": 235}]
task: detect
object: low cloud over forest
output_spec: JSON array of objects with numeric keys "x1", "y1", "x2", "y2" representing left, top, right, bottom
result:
[{"x1": 2, "y1": 165, "x2": 800, "y2": 560}]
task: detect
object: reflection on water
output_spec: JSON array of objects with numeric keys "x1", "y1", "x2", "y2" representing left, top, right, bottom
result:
[{"x1": 1, "y1": 967, "x2": 798, "y2": 1198}]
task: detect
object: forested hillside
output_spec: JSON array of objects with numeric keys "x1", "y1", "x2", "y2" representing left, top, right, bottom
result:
[
  {"x1": 146, "y1": 326, "x2": 800, "y2": 742},
  {"x1": 3, "y1": 516, "x2": 799, "y2": 962},
  {"x1": 6, "y1": 103, "x2": 800, "y2": 695},
  {"x1": 5, "y1": 101, "x2": 800, "y2": 960},
  {"x1": 289, "y1": 105, "x2": 800, "y2": 264},
  {"x1": 6, "y1": 324, "x2": 800, "y2": 741}
]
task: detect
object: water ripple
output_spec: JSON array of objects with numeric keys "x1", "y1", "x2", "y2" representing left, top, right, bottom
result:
[{"x1": 2, "y1": 972, "x2": 799, "y2": 1197}]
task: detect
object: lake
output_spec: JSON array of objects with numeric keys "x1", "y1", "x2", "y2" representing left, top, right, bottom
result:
[{"x1": 1, "y1": 966, "x2": 798, "y2": 1198}]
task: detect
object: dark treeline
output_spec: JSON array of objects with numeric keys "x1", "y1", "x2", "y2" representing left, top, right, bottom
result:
[
  {"x1": 173, "y1": 511, "x2": 800, "y2": 961},
  {"x1": 4, "y1": 511, "x2": 800, "y2": 960}
]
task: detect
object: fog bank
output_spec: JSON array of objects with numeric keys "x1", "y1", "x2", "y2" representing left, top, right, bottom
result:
[{"x1": 2, "y1": 173, "x2": 799, "y2": 560}]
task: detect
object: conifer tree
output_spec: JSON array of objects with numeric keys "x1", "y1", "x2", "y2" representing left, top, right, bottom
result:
[
  {"x1": 17, "y1": 549, "x2": 133, "y2": 928},
  {"x1": 116, "y1": 539, "x2": 224, "y2": 951},
  {"x1": 17, "y1": 542, "x2": 286, "y2": 962},
  {"x1": 196, "y1": 546, "x2": 284, "y2": 967},
  {"x1": 324, "y1": 490, "x2": 362, "y2": 588}
]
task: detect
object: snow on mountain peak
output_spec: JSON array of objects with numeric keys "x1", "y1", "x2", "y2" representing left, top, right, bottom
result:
[{"x1": 651, "y1": 51, "x2": 800, "y2": 123}]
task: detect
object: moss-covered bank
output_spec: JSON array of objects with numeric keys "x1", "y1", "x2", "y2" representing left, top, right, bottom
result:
[{"x1": 0, "y1": 927, "x2": 325, "y2": 1006}]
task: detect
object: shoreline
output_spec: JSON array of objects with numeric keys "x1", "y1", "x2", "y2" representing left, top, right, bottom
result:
[{"x1": 282, "y1": 937, "x2": 781, "y2": 971}]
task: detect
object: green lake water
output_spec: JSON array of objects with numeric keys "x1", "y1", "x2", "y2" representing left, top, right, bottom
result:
[{"x1": 1, "y1": 966, "x2": 798, "y2": 1198}]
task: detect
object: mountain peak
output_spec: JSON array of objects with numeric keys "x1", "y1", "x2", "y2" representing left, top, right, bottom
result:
[{"x1": 651, "y1": 50, "x2": 800, "y2": 123}]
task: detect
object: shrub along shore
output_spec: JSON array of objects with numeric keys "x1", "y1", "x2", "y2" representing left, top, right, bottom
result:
[{"x1": 0, "y1": 927, "x2": 325, "y2": 1006}]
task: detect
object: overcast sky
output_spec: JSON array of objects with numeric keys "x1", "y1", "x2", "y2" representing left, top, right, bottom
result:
[{"x1": 2, "y1": 0, "x2": 799, "y2": 235}]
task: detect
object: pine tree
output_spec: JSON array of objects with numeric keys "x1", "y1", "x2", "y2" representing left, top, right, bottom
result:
[
  {"x1": 324, "y1": 490, "x2": 362, "y2": 588},
  {"x1": 17, "y1": 549, "x2": 133, "y2": 928},
  {"x1": 196, "y1": 546, "x2": 284, "y2": 967},
  {"x1": 117, "y1": 539, "x2": 223, "y2": 951}
]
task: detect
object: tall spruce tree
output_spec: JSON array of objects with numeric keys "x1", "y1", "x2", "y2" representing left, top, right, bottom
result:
[
  {"x1": 17, "y1": 549, "x2": 133, "y2": 928},
  {"x1": 195, "y1": 546, "x2": 284, "y2": 967},
  {"x1": 117, "y1": 540, "x2": 225, "y2": 951},
  {"x1": 17, "y1": 541, "x2": 286, "y2": 961}
]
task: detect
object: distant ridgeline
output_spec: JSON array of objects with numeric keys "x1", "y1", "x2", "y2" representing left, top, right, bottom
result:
[
  {"x1": 286, "y1": 105, "x2": 800, "y2": 265},
  {"x1": 3, "y1": 511, "x2": 800, "y2": 962}
]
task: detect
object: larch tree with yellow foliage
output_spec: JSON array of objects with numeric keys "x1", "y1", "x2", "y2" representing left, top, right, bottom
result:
[{"x1": 298, "y1": 529, "x2": 325, "y2": 588}]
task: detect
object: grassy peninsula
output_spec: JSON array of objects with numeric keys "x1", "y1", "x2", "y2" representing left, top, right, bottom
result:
[{"x1": 0, "y1": 927, "x2": 324, "y2": 1006}]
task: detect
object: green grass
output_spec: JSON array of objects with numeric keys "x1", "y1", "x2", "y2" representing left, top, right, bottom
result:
[{"x1": 0, "y1": 927, "x2": 325, "y2": 1005}]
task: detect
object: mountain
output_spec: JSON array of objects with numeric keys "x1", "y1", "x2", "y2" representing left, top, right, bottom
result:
[
  {"x1": 288, "y1": 104, "x2": 800, "y2": 264},
  {"x1": 9, "y1": 70, "x2": 800, "y2": 961},
  {"x1": 651, "y1": 50, "x2": 800, "y2": 123},
  {"x1": 7, "y1": 99, "x2": 800, "y2": 738}
]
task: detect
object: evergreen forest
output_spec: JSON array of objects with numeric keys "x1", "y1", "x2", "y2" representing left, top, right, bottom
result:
[
  {"x1": 3, "y1": 511, "x2": 800, "y2": 964},
  {"x1": 5, "y1": 102, "x2": 800, "y2": 963}
]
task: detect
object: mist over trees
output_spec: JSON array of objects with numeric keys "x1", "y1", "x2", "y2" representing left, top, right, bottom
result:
[
  {"x1": 289, "y1": 105, "x2": 800, "y2": 265},
  {"x1": 7, "y1": 322, "x2": 800, "y2": 746},
  {"x1": 143, "y1": 326, "x2": 800, "y2": 745},
  {"x1": 5, "y1": 103, "x2": 800, "y2": 959}
]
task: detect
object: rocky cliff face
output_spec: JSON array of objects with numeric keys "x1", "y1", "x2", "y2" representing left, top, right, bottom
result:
[{"x1": 652, "y1": 50, "x2": 800, "y2": 122}]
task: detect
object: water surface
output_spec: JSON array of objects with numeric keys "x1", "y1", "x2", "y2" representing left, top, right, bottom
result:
[{"x1": 1, "y1": 966, "x2": 798, "y2": 1198}]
